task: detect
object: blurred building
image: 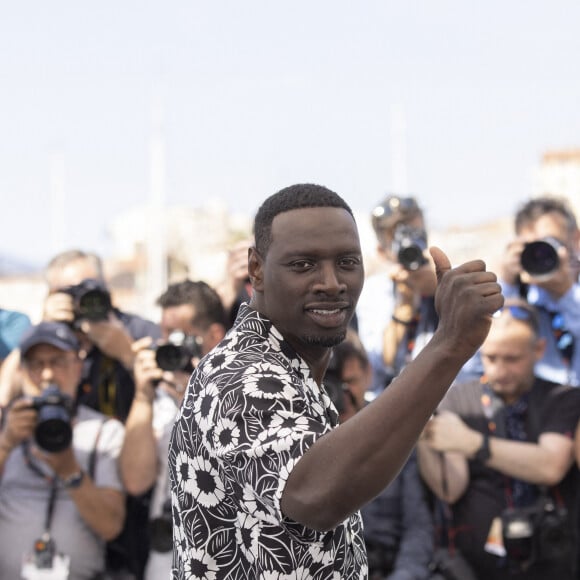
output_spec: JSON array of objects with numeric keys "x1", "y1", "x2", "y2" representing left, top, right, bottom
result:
[{"x1": 532, "y1": 148, "x2": 580, "y2": 218}]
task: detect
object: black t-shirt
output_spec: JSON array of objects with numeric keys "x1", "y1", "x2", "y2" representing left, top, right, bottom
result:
[{"x1": 439, "y1": 377, "x2": 580, "y2": 580}]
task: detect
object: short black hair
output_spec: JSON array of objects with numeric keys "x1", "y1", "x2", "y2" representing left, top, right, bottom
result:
[
  {"x1": 515, "y1": 195, "x2": 578, "y2": 237},
  {"x1": 156, "y1": 280, "x2": 226, "y2": 329},
  {"x1": 253, "y1": 183, "x2": 354, "y2": 255}
]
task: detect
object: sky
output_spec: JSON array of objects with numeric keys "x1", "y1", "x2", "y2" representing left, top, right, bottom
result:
[{"x1": 1, "y1": 1, "x2": 580, "y2": 267}]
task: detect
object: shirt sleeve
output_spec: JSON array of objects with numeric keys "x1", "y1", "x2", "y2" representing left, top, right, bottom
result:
[
  {"x1": 540, "y1": 385, "x2": 580, "y2": 439},
  {"x1": 92, "y1": 418, "x2": 125, "y2": 492}
]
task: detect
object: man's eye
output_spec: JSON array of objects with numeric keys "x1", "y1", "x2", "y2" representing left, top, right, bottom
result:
[
  {"x1": 339, "y1": 257, "x2": 361, "y2": 268},
  {"x1": 290, "y1": 260, "x2": 313, "y2": 271}
]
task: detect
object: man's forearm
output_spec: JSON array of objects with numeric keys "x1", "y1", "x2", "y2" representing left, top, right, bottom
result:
[
  {"x1": 281, "y1": 335, "x2": 469, "y2": 531},
  {"x1": 69, "y1": 478, "x2": 125, "y2": 540},
  {"x1": 416, "y1": 443, "x2": 468, "y2": 503},
  {"x1": 485, "y1": 434, "x2": 573, "y2": 486},
  {"x1": 119, "y1": 398, "x2": 158, "y2": 495}
]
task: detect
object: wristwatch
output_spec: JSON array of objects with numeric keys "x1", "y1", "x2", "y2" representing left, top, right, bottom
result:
[
  {"x1": 474, "y1": 434, "x2": 491, "y2": 462},
  {"x1": 61, "y1": 470, "x2": 85, "y2": 490}
]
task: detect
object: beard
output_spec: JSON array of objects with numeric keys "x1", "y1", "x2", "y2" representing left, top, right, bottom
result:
[{"x1": 303, "y1": 331, "x2": 346, "y2": 348}]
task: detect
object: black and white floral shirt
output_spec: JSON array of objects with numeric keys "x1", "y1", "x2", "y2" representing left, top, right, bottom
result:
[{"x1": 168, "y1": 303, "x2": 367, "y2": 580}]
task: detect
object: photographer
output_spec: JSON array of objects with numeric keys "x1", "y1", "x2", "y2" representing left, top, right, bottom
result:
[
  {"x1": 119, "y1": 280, "x2": 227, "y2": 580},
  {"x1": 499, "y1": 196, "x2": 580, "y2": 387},
  {"x1": 42, "y1": 249, "x2": 160, "y2": 421},
  {"x1": 356, "y1": 195, "x2": 438, "y2": 397},
  {"x1": 417, "y1": 300, "x2": 580, "y2": 579},
  {"x1": 0, "y1": 322, "x2": 125, "y2": 579},
  {"x1": 41, "y1": 249, "x2": 160, "y2": 579}
]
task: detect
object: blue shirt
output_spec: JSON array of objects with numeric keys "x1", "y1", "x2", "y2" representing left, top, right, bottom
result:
[
  {"x1": 501, "y1": 280, "x2": 580, "y2": 387},
  {"x1": 0, "y1": 309, "x2": 31, "y2": 360}
]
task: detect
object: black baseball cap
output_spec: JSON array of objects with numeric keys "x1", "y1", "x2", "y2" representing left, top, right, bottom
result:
[{"x1": 19, "y1": 322, "x2": 80, "y2": 358}]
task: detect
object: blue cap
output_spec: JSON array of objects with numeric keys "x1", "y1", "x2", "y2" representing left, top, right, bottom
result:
[{"x1": 19, "y1": 322, "x2": 80, "y2": 358}]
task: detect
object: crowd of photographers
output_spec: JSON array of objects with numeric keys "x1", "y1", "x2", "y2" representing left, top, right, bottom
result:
[{"x1": 0, "y1": 191, "x2": 579, "y2": 579}]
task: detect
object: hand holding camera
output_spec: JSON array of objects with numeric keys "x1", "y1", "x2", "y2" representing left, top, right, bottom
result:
[
  {"x1": 132, "y1": 339, "x2": 163, "y2": 404},
  {"x1": 132, "y1": 337, "x2": 191, "y2": 404},
  {"x1": 502, "y1": 237, "x2": 576, "y2": 298},
  {"x1": 0, "y1": 398, "x2": 37, "y2": 453},
  {"x1": 79, "y1": 314, "x2": 136, "y2": 370},
  {"x1": 1, "y1": 387, "x2": 78, "y2": 477}
]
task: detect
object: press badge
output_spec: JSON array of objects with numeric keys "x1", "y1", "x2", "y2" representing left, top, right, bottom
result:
[
  {"x1": 484, "y1": 516, "x2": 507, "y2": 557},
  {"x1": 21, "y1": 534, "x2": 70, "y2": 579}
]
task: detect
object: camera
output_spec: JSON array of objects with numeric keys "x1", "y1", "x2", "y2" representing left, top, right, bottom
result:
[
  {"x1": 322, "y1": 351, "x2": 357, "y2": 416},
  {"x1": 155, "y1": 331, "x2": 203, "y2": 372},
  {"x1": 502, "y1": 496, "x2": 572, "y2": 567},
  {"x1": 391, "y1": 224, "x2": 428, "y2": 271},
  {"x1": 323, "y1": 365, "x2": 347, "y2": 415},
  {"x1": 149, "y1": 499, "x2": 173, "y2": 553},
  {"x1": 61, "y1": 278, "x2": 112, "y2": 322},
  {"x1": 520, "y1": 237, "x2": 562, "y2": 277},
  {"x1": 31, "y1": 384, "x2": 74, "y2": 453}
]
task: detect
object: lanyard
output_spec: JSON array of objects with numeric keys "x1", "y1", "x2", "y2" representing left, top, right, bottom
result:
[{"x1": 22, "y1": 442, "x2": 59, "y2": 534}]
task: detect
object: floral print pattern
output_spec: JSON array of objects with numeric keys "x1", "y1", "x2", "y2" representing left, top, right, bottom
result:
[{"x1": 169, "y1": 304, "x2": 367, "y2": 579}]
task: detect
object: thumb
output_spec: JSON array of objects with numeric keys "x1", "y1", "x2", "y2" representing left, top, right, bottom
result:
[{"x1": 429, "y1": 246, "x2": 452, "y2": 284}]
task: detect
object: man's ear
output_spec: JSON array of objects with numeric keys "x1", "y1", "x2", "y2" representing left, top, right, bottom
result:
[
  {"x1": 248, "y1": 247, "x2": 264, "y2": 292},
  {"x1": 534, "y1": 337, "x2": 547, "y2": 362}
]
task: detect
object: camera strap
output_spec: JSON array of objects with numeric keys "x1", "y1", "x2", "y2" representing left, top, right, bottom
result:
[
  {"x1": 437, "y1": 454, "x2": 472, "y2": 555},
  {"x1": 96, "y1": 355, "x2": 118, "y2": 418},
  {"x1": 22, "y1": 442, "x2": 59, "y2": 534}
]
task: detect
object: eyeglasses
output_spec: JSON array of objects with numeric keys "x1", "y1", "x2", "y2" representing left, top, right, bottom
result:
[
  {"x1": 25, "y1": 354, "x2": 78, "y2": 374},
  {"x1": 372, "y1": 196, "x2": 420, "y2": 221}
]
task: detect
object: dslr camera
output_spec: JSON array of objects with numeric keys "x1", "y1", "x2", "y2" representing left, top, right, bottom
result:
[
  {"x1": 391, "y1": 224, "x2": 428, "y2": 271},
  {"x1": 61, "y1": 278, "x2": 112, "y2": 323},
  {"x1": 502, "y1": 496, "x2": 572, "y2": 567},
  {"x1": 520, "y1": 237, "x2": 563, "y2": 277},
  {"x1": 322, "y1": 351, "x2": 357, "y2": 416},
  {"x1": 155, "y1": 331, "x2": 203, "y2": 372},
  {"x1": 31, "y1": 384, "x2": 74, "y2": 453}
]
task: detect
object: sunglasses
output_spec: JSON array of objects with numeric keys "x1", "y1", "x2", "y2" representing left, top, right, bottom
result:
[{"x1": 493, "y1": 305, "x2": 534, "y2": 321}]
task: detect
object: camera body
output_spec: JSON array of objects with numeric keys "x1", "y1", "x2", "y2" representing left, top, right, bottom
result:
[
  {"x1": 31, "y1": 384, "x2": 74, "y2": 453},
  {"x1": 155, "y1": 331, "x2": 203, "y2": 372},
  {"x1": 322, "y1": 365, "x2": 347, "y2": 415},
  {"x1": 520, "y1": 237, "x2": 562, "y2": 277},
  {"x1": 391, "y1": 224, "x2": 428, "y2": 271},
  {"x1": 502, "y1": 496, "x2": 571, "y2": 567},
  {"x1": 61, "y1": 278, "x2": 112, "y2": 322},
  {"x1": 149, "y1": 499, "x2": 173, "y2": 553}
]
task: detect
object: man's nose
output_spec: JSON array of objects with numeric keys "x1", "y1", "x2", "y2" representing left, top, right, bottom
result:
[
  {"x1": 315, "y1": 263, "x2": 345, "y2": 293},
  {"x1": 41, "y1": 366, "x2": 55, "y2": 383}
]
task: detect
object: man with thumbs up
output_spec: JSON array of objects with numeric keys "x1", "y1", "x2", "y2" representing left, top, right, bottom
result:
[{"x1": 168, "y1": 183, "x2": 504, "y2": 580}]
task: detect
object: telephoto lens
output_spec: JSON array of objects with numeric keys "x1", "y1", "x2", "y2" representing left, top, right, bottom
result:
[
  {"x1": 31, "y1": 384, "x2": 74, "y2": 452},
  {"x1": 520, "y1": 238, "x2": 561, "y2": 277}
]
